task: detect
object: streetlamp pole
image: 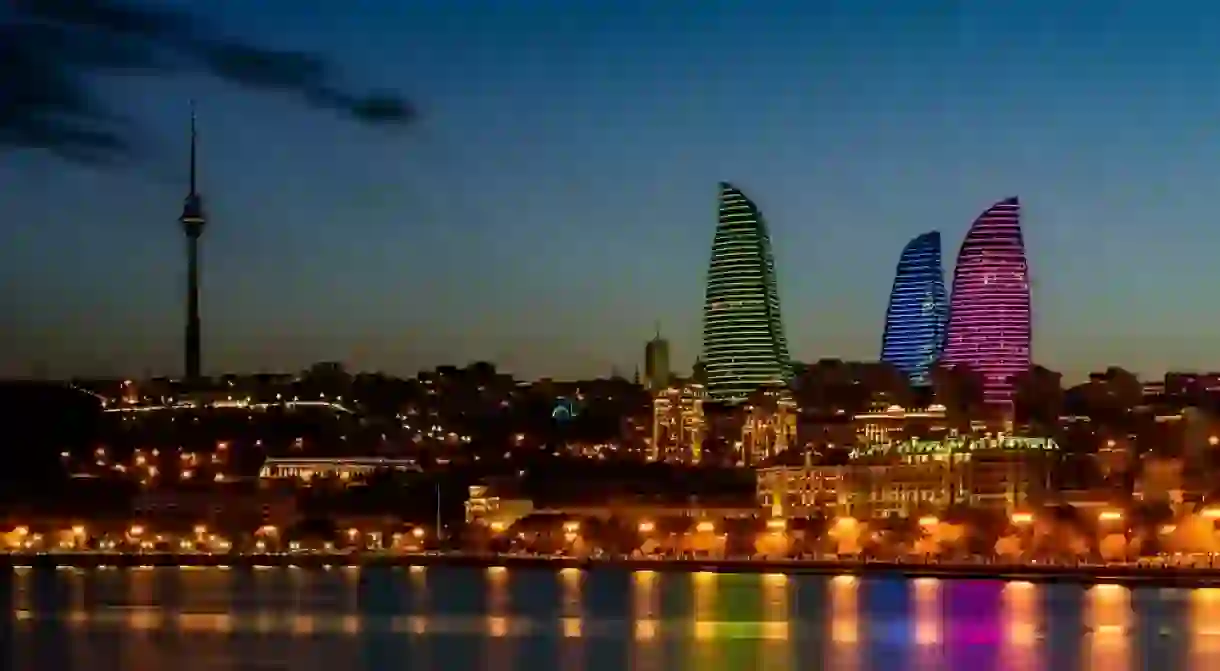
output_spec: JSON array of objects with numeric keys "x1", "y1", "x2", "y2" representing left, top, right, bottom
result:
[{"x1": 435, "y1": 482, "x2": 443, "y2": 543}]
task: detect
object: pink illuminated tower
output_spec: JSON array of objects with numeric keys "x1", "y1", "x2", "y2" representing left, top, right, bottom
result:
[{"x1": 940, "y1": 197, "x2": 1031, "y2": 407}]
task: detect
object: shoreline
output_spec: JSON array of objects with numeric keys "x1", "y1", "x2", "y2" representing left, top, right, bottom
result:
[{"x1": 5, "y1": 552, "x2": 1220, "y2": 587}]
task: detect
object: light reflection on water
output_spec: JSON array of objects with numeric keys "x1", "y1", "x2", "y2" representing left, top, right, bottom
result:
[{"x1": 5, "y1": 566, "x2": 1220, "y2": 669}]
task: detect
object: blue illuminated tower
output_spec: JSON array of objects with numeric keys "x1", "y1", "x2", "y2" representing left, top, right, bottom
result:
[{"x1": 880, "y1": 231, "x2": 948, "y2": 386}]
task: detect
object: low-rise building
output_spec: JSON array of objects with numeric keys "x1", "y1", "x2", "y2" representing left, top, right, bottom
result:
[
  {"x1": 465, "y1": 485, "x2": 534, "y2": 530},
  {"x1": 758, "y1": 435, "x2": 1059, "y2": 519},
  {"x1": 259, "y1": 457, "x2": 421, "y2": 484}
]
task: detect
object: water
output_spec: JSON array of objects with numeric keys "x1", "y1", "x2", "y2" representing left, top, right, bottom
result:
[{"x1": 6, "y1": 565, "x2": 1220, "y2": 669}]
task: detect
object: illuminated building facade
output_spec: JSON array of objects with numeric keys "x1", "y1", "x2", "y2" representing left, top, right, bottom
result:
[
  {"x1": 759, "y1": 435, "x2": 1057, "y2": 518},
  {"x1": 650, "y1": 383, "x2": 708, "y2": 463},
  {"x1": 740, "y1": 386, "x2": 798, "y2": 465},
  {"x1": 259, "y1": 457, "x2": 421, "y2": 483},
  {"x1": 853, "y1": 403, "x2": 952, "y2": 445},
  {"x1": 940, "y1": 197, "x2": 1031, "y2": 406},
  {"x1": 880, "y1": 231, "x2": 948, "y2": 385},
  {"x1": 702, "y1": 182, "x2": 791, "y2": 403},
  {"x1": 464, "y1": 485, "x2": 534, "y2": 529}
]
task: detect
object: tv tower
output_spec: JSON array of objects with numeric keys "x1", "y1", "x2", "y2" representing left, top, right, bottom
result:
[{"x1": 179, "y1": 104, "x2": 206, "y2": 381}]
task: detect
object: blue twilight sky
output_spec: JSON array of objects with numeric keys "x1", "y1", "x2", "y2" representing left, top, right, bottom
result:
[{"x1": 2, "y1": 0, "x2": 1219, "y2": 382}]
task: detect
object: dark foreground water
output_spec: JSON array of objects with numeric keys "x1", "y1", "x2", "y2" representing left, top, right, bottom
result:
[{"x1": 6, "y1": 565, "x2": 1220, "y2": 669}]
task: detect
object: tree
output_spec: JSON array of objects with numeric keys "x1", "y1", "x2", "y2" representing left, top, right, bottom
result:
[
  {"x1": 1082, "y1": 367, "x2": 1142, "y2": 420},
  {"x1": 930, "y1": 363, "x2": 985, "y2": 427},
  {"x1": 3, "y1": 0, "x2": 413, "y2": 163},
  {"x1": 1012, "y1": 365, "x2": 1064, "y2": 431},
  {"x1": 866, "y1": 361, "x2": 917, "y2": 409}
]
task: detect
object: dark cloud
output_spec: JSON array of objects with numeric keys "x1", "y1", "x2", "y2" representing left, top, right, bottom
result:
[{"x1": 2, "y1": 0, "x2": 414, "y2": 162}]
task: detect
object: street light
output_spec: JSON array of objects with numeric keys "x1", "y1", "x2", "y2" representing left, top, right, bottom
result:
[
  {"x1": 695, "y1": 521, "x2": 715, "y2": 533},
  {"x1": 1011, "y1": 512, "x2": 1034, "y2": 525},
  {"x1": 1098, "y1": 511, "x2": 1123, "y2": 523},
  {"x1": 638, "y1": 521, "x2": 655, "y2": 533}
]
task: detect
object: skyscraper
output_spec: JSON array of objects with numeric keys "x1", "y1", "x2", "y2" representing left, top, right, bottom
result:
[
  {"x1": 940, "y1": 197, "x2": 1031, "y2": 406},
  {"x1": 880, "y1": 231, "x2": 949, "y2": 386},
  {"x1": 179, "y1": 105, "x2": 207, "y2": 381},
  {"x1": 643, "y1": 323, "x2": 670, "y2": 391},
  {"x1": 701, "y1": 182, "x2": 791, "y2": 403}
]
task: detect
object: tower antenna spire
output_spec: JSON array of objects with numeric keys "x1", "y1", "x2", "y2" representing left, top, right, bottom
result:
[{"x1": 189, "y1": 100, "x2": 198, "y2": 196}]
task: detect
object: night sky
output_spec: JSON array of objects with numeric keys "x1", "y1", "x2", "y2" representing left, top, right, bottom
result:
[{"x1": 3, "y1": 0, "x2": 1219, "y2": 382}]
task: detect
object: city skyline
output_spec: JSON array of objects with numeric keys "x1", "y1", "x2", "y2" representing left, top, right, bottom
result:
[
  {"x1": 880, "y1": 232, "x2": 949, "y2": 387},
  {"x1": 7, "y1": 2, "x2": 1220, "y2": 380},
  {"x1": 940, "y1": 198, "x2": 1032, "y2": 406},
  {"x1": 702, "y1": 183, "x2": 791, "y2": 402}
]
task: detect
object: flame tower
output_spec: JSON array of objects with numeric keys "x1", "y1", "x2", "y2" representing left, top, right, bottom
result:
[
  {"x1": 940, "y1": 197, "x2": 1031, "y2": 406},
  {"x1": 701, "y1": 182, "x2": 791, "y2": 403},
  {"x1": 880, "y1": 231, "x2": 949, "y2": 386},
  {"x1": 179, "y1": 105, "x2": 206, "y2": 381}
]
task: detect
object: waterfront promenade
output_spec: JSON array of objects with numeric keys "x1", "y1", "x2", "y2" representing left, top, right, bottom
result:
[{"x1": 6, "y1": 551, "x2": 1220, "y2": 587}]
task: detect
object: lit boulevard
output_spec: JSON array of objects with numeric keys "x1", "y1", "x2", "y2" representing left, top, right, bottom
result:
[{"x1": 11, "y1": 508, "x2": 1220, "y2": 581}]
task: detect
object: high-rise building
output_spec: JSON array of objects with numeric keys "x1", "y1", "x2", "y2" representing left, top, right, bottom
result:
[
  {"x1": 940, "y1": 197, "x2": 1031, "y2": 406},
  {"x1": 179, "y1": 104, "x2": 207, "y2": 381},
  {"x1": 643, "y1": 324, "x2": 670, "y2": 391},
  {"x1": 880, "y1": 231, "x2": 949, "y2": 386},
  {"x1": 701, "y1": 182, "x2": 791, "y2": 403}
]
